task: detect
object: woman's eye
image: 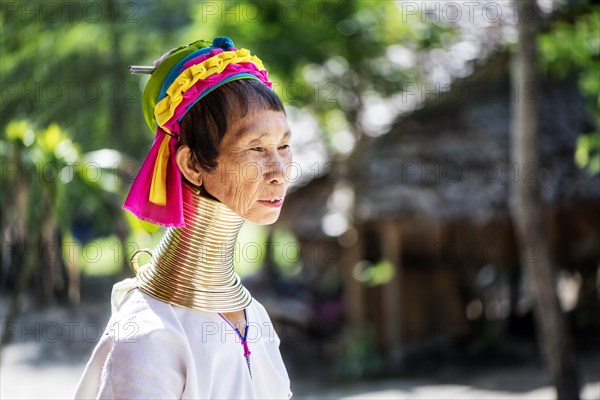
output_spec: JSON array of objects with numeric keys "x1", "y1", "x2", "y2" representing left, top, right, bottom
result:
[
  {"x1": 278, "y1": 144, "x2": 290, "y2": 150},
  {"x1": 250, "y1": 147, "x2": 263, "y2": 152}
]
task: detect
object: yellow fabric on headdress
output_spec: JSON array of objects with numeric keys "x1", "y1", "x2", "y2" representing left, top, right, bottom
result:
[
  {"x1": 154, "y1": 48, "x2": 266, "y2": 132},
  {"x1": 149, "y1": 134, "x2": 171, "y2": 206}
]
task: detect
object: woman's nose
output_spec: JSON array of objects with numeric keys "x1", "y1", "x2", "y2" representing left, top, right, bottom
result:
[{"x1": 264, "y1": 152, "x2": 288, "y2": 184}]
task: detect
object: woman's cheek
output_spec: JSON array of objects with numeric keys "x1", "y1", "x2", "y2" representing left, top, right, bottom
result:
[
  {"x1": 222, "y1": 186, "x2": 243, "y2": 216},
  {"x1": 239, "y1": 176, "x2": 261, "y2": 209},
  {"x1": 247, "y1": 161, "x2": 265, "y2": 185}
]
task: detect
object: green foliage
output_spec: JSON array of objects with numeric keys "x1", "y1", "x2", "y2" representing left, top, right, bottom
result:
[
  {"x1": 68, "y1": 235, "x2": 123, "y2": 276},
  {"x1": 539, "y1": 3, "x2": 600, "y2": 174},
  {"x1": 185, "y1": 0, "x2": 452, "y2": 146},
  {"x1": 575, "y1": 133, "x2": 600, "y2": 174},
  {"x1": 1, "y1": 0, "x2": 457, "y2": 170},
  {"x1": 1, "y1": 118, "x2": 134, "y2": 292},
  {"x1": 0, "y1": 1, "x2": 193, "y2": 158},
  {"x1": 271, "y1": 227, "x2": 303, "y2": 278},
  {"x1": 234, "y1": 221, "x2": 269, "y2": 278},
  {"x1": 353, "y1": 259, "x2": 395, "y2": 287}
]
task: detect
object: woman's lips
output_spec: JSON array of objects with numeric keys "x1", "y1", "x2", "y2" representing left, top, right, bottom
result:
[{"x1": 258, "y1": 198, "x2": 284, "y2": 208}]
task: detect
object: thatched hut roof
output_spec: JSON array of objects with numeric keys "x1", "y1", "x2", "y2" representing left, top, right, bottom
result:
[
  {"x1": 279, "y1": 52, "x2": 599, "y2": 238},
  {"x1": 278, "y1": 175, "x2": 336, "y2": 240},
  {"x1": 354, "y1": 52, "x2": 598, "y2": 223}
]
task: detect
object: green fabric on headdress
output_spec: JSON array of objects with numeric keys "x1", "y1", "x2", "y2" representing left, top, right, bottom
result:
[{"x1": 142, "y1": 39, "x2": 212, "y2": 132}]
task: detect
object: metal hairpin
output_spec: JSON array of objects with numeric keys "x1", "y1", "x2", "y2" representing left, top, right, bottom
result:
[
  {"x1": 128, "y1": 66, "x2": 180, "y2": 140},
  {"x1": 129, "y1": 65, "x2": 155, "y2": 75},
  {"x1": 163, "y1": 131, "x2": 180, "y2": 141}
]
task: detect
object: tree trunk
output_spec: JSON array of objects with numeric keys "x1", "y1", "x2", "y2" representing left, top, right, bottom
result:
[{"x1": 510, "y1": 1, "x2": 580, "y2": 399}]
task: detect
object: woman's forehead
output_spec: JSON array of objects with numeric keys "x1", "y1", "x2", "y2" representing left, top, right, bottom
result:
[{"x1": 227, "y1": 109, "x2": 290, "y2": 142}]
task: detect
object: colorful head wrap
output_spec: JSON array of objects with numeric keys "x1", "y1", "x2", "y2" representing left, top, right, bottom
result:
[{"x1": 123, "y1": 37, "x2": 273, "y2": 228}]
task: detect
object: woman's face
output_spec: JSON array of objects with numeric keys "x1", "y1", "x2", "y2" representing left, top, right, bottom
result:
[{"x1": 200, "y1": 108, "x2": 292, "y2": 225}]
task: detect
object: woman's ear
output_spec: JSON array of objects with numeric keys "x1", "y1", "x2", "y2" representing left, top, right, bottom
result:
[{"x1": 176, "y1": 145, "x2": 203, "y2": 186}]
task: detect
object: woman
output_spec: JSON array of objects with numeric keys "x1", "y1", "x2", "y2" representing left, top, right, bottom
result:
[{"x1": 74, "y1": 37, "x2": 293, "y2": 399}]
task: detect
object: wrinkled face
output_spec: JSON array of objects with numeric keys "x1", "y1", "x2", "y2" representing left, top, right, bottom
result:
[{"x1": 201, "y1": 109, "x2": 292, "y2": 225}]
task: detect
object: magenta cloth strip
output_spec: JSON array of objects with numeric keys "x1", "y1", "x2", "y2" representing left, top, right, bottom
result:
[
  {"x1": 122, "y1": 129, "x2": 184, "y2": 227},
  {"x1": 181, "y1": 48, "x2": 225, "y2": 70}
]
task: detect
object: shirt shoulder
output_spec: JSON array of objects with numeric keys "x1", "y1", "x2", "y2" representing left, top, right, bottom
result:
[
  {"x1": 108, "y1": 288, "x2": 184, "y2": 337},
  {"x1": 75, "y1": 289, "x2": 190, "y2": 399},
  {"x1": 101, "y1": 288, "x2": 190, "y2": 373}
]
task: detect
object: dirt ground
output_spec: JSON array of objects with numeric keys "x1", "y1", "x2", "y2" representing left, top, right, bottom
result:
[{"x1": 1, "y1": 299, "x2": 598, "y2": 400}]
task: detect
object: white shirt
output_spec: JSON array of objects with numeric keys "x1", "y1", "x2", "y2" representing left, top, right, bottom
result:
[{"x1": 74, "y1": 283, "x2": 292, "y2": 399}]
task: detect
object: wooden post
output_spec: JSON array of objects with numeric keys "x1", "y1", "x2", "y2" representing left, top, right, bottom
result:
[
  {"x1": 510, "y1": 1, "x2": 580, "y2": 398},
  {"x1": 340, "y1": 226, "x2": 365, "y2": 331},
  {"x1": 381, "y1": 220, "x2": 402, "y2": 365}
]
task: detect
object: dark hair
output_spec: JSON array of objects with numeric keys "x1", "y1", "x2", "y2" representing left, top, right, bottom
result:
[{"x1": 179, "y1": 79, "x2": 285, "y2": 172}]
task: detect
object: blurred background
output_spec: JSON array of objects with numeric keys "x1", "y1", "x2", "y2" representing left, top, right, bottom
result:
[{"x1": 1, "y1": 0, "x2": 599, "y2": 399}]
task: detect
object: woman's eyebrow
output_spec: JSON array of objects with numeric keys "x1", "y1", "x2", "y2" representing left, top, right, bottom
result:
[
  {"x1": 244, "y1": 130, "x2": 291, "y2": 145},
  {"x1": 246, "y1": 133, "x2": 267, "y2": 144}
]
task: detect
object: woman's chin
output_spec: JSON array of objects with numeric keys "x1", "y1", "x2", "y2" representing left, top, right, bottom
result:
[{"x1": 245, "y1": 210, "x2": 281, "y2": 225}]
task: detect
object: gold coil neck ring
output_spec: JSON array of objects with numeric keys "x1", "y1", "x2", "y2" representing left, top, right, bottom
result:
[{"x1": 133, "y1": 182, "x2": 252, "y2": 313}]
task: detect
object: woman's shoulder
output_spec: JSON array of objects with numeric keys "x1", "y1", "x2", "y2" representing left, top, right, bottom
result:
[
  {"x1": 77, "y1": 288, "x2": 189, "y2": 399},
  {"x1": 107, "y1": 287, "x2": 185, "y2": 340}
]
